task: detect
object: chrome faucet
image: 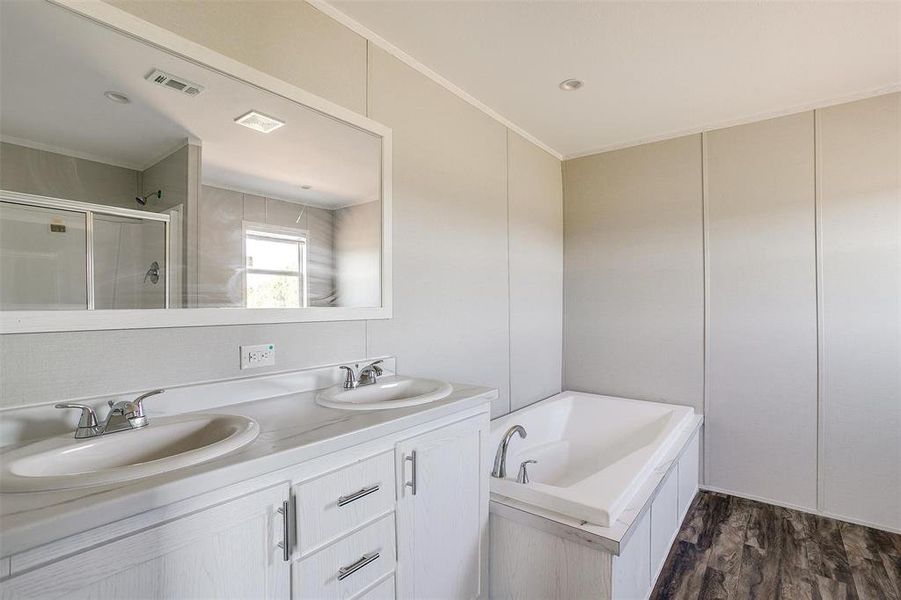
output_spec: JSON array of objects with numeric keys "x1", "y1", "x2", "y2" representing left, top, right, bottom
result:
[
  {"x1": 491, "y1": 424, "x2": 526, "y2": 478},
  {"x1": 516, "y1": 459, "x2": 538, "y2": 484},
  {"x1": 340, "y1": 361, "x2": 384, "y2": 389},
  {"x1": 55, "y1": 389, "x2": 164, "y2": 439}
]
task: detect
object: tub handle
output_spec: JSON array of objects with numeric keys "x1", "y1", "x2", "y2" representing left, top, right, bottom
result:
[{"x1": 517, "y1": 460, "x2": 537, "y2": 484}]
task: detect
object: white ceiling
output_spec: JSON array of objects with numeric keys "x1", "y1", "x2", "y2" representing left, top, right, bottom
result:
[
  {"x1": 1, "y1": 1, "x2": 381, "y2": 207},
  {"x1": 329, "y1": 1, "x2": 901, "y2": 158}
]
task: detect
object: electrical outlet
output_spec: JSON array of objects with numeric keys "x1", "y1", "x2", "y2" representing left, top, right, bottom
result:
[{"x1": 240, "y1": 343, "x2": 275, "y2": 370}]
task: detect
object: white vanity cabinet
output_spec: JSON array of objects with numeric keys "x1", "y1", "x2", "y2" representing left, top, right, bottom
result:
[
  {"x1": 1, "y1": 402, "x2": 491, "y2": 600},
  {"x1": 1, "y1": 483, "x2": 291, "y2": 600},
  {"x1": 290, "y1": 413, "x2": 489, "y2": 600},
  {"x1": 395, "y1": 415, "x2": 489, "y2": 600}
]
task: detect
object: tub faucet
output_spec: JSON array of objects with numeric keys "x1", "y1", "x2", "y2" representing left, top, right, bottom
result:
[{"x1": 491, "y1": 425, "x2": 526, "y2": 478}]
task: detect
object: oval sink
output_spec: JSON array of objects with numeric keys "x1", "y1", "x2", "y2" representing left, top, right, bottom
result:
[
  {"x1": 0, "y1": 413, "x2": 259, "y2": 493},
  {"x1": 316, "y1": 376, "x2": 452, "y2": 411}
]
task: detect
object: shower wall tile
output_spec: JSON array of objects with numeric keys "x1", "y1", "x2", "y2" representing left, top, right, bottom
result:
[
  {"x1": 243, "y1": 194, "x2": 267, "y2": 222},
  {"x1": 198, "y1": 185, "x2": 245, "y2": 307}
]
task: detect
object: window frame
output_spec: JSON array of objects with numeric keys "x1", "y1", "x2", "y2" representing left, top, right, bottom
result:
[{"x1": 242, "y1": 221, "x2": 309, "y2": 309}]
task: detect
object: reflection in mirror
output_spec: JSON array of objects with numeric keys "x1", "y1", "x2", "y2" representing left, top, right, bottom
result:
[{"x1": 0, "y1": 1, "x2": 383, "y2": 312}]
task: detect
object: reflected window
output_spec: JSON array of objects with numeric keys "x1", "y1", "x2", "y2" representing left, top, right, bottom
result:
[{"x1": 245, "y1": 227, "x2": 307, "y2": 309}]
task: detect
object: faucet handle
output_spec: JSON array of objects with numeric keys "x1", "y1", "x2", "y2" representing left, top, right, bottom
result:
[
  {"x1": 340, "y1": 365, "x2": 357, "y2": 389},
  {"x1": 363, "y1": 359, "x2": 383, "y2": 372},
  {"x1": 55, "y1": 403, "x2": 101, "y2": 438},
  {"x1": 132, "y1": 389, "x2": 164, "y2": 418},
  {"x1": 55, "y1": 403, "x2": 99, "y2": 428},
  {"x1": 516, "y1": 460, "x2": 538, "y2": 484}
]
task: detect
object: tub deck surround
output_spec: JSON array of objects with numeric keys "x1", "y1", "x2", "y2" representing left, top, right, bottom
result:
[
  {"x1": 490, "y1": 403, "x2": 703, "y2": 555},
  {"x1": 491, "y1": 392, "x2": 696, "y2": 528},
  {"x1": 0, "y1": 361, "x2": 496, "y2": 556}
]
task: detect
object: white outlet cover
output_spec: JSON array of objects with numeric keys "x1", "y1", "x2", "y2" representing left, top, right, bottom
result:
[{"x1": 240, "y1": 343, "x2": 275, "y2": 370}]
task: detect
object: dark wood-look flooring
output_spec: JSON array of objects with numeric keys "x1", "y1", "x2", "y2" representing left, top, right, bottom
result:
[{"x1": 650, "y1": 491, "x2": 901, "y2": 600}]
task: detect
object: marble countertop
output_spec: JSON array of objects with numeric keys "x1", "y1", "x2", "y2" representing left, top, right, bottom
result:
[{"x1": 0, "y1": 382, "x2": 496, "y2": 556}]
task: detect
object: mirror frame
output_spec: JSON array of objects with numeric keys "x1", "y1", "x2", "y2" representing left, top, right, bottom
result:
[{"x1": 0, "y1": 0, "x2": 392, "y2": 333}]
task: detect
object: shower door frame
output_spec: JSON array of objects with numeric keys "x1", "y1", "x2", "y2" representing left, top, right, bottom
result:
[{"x1": 0, "y1": 190, "x2": 171, "y2": 310}]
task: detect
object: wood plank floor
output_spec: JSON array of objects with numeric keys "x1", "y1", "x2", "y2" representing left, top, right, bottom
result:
[{"x1": 650, "y1": 491, "x2": 901, "y2": 600}]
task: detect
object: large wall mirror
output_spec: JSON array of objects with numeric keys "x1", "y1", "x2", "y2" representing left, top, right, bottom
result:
[{"x1": 0, "y1": 0, "x2": 391, "y2": 332}]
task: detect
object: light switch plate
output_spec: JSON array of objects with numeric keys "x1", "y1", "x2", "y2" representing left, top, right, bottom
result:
[{"x1": 240, "y1": 343, "x2": 275, "y2": 369}]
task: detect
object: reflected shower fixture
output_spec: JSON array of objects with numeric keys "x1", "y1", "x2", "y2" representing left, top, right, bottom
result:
[
  {"x1": 136, "y1": 190, "x2": 162, "y2": 206},
  {"x1": 144, "y1": 261, "x2": 160, "y2": 284}
]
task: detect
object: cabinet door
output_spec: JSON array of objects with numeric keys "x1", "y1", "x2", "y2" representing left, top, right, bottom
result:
[
  {"x1": 395, "y1": 414, "x2": 489, "y2": 600},
  {"x1": 2, "y1": 483, "x2": 291, "y2": 600}
]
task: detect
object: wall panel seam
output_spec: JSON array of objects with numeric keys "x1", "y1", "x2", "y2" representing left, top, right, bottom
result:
[
  {"x1": 505, "y1": 129, "x2": 512, "y2": 415},
  {"x1": 560, "y1": 160, "x2": 566, "y2": 392},
  {"x1": 701, "y1": 132, "x2": 710, "y2": 486},
  {"x1": 814, "y1": 109, "x2": 826, "y2": 513},
  {"x1": 365, "y1": 39, "x2": 371, "y2": 361}
]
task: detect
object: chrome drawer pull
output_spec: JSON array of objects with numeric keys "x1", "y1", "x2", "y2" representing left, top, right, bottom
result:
[
  {"x1": 405, "y1": 451, "x2": 417, "y2": 495},
  {"x1": 337, "y1": 484, "x2": 380, "y2": 507},
  {"x1": 277, "y1": 500, "x2": 290, "y2": 562},
  {"x1": 337, "y1": 551, "x2": 379, "y2": 581}
]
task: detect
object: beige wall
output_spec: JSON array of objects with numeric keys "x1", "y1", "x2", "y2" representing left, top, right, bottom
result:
[
  {"x1": 508, "y1": 132, "x2": 563, "y2": 410},
  {"x1": 705, "y1": 112, "x2": 818, "y2": 510},
  {"x1": 1, "y1": 142, "x2": 138, "y2": 206},
  {"x1": 0, "y1": 0, "x2": 564, "y2": 417},
  {"x1": 141, "y1": 145, "x2": 191, "y2": 214},
  {"x1": 562, "y1": 92, "x2": 899, "y2": 531},
  {"x1": 365, "y1": 45, "x2": 511, "y2": 416},
  {"x1": 563, "y1": 135, "x2": 705, "y2": 412},
  {"x1": 817, "y1": 93, "x2": 900, "y2": 530}
]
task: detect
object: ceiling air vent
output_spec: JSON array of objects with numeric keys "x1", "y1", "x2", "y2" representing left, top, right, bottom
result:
[{"x1": 145, "y1": 69, "x2": 204, "y2": 97}]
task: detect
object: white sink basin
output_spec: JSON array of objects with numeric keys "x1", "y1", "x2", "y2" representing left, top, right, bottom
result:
[
  {"x1": 316, "y1": 376, "x2": 453, "y2": 411},
  {"x1": 0, "y1": 413, "x2": 259, "y2": 493}
]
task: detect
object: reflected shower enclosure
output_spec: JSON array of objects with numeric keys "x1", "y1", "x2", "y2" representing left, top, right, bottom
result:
[{"x1": 0, "y1": 194, "x2": 171, "y2": 310}]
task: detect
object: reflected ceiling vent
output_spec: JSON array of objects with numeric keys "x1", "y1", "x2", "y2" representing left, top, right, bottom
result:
[
  {"x1": 234, "y1": 110, "x2": 285, "y2": 134},
  {"x1": 145, "y1": 69, "x2": 204, "y2": 96}
]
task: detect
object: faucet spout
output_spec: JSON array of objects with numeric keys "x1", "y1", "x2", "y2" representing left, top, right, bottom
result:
[{"x1": 491, "y1": 424, "x2": 527, "y2": 479}]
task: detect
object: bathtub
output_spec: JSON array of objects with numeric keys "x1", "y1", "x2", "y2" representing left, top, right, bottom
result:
[{"x1": 490, "y1": 391, "x2": 695, "y2": 527}]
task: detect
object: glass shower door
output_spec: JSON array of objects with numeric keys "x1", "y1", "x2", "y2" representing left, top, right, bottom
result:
[
  {"x1": 92, "y1": 215, "x2": 167, "y2": 310},
  {"x1": 0, "y1": 201, "x2": 88, "y2": 310}
]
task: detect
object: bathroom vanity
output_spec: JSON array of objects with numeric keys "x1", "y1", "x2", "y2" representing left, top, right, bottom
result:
[{"x1": 0, "y1": 362, "x2": 494, "y2": 599}]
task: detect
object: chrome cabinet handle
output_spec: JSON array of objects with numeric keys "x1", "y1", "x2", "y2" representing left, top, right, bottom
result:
[
  {"x1": 405, "y1": 450, "x2": 417, "y2": 496},
  {"x1": 277, "y1": 500, "x2": 290, "y2": 562},
  {"x1": 337, "y1": 552, "x2": 379, "y2": 581},
  {"x1": 338, "y1": 484, "x2": 380, "y2": 507}
]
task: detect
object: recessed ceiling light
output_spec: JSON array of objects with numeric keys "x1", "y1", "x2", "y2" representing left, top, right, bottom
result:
[
  {"x1": 104, "y1": 91, "x2": 131, "y2": 104},
  {"x1": 300, "y1": 184, "x2": 312, "y2": 190},
  {"x1": 559, "y1": 79, "x2": 584, "y2": 92},
  {"x1": 234, "y1": 110, "x2": 285, "y2": 133}
]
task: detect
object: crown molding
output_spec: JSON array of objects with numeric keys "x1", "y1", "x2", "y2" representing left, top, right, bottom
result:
[{"x1": 309, "y1": 0, "x2": 564, "y2": 161}]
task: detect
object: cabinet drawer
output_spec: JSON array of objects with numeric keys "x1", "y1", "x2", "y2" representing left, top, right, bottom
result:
[
  {"x1": 358, "y1": 576, "x2": 395, "y2": 600},
  {"x1": 294, "y1": 451, "x2": 395, "y2": 554},
  {"x1": 292, "y1": 514, "x2": 396, "y2": 600}
]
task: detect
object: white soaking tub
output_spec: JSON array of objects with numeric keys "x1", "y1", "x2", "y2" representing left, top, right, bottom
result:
[{"x1": 490, "y1": 391, "x2": 695, "y2": 527}]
